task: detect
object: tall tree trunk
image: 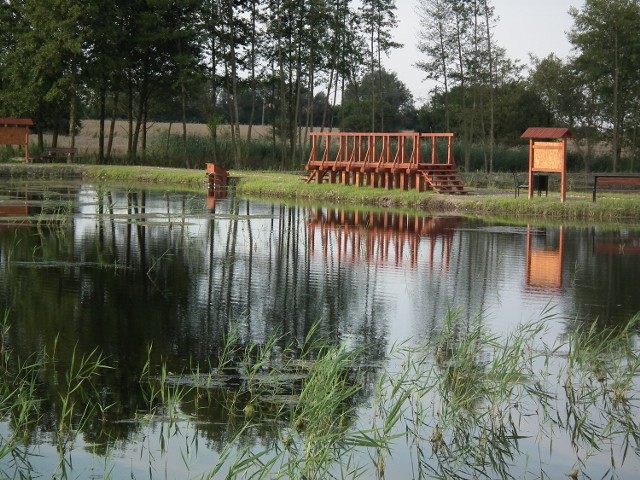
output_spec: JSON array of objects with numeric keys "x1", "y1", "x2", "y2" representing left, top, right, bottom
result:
[
  {"x1": 370, "y1": 23, "x2": 376, "y2": 132},
  {"x1": 277, "y1": 4, "x2": 288, "y2": 169},
  {"x1": 226, "y1": 0, "x2": 242, "y2": 168},
  {"x1": 99, "y1": 86, "x2": 106, "y2": 164},
  {"x1": 483, "y1": 0, "x2": 495, "y2": 172},
  {"x1": 132, "y1": 84, "x2": 146, "y2": 159},
  {"x1": 247, "y1": 0, "x2": 258, "y2": 143},
  {"x1": 127, "y1": 73, "x2": 134, "y2": 159},
  {"x1": 181, "y1": 79, "x2": 190, "y2": 168},
  {"x1": 106, "y1": 91, "x2": 119, "y2": 161},
  {"x1": 209, "y1": 33, "x2": 219, "y2": 164},
  {"x1": 141, "y1": 105, "x2": 147, "y2": 160},
  {"x1": 612, "y1": 32, "x2": 620, "y2": 173},
  {"x1": 69, "y1": 72, "x2": 77, "y2": 160}
]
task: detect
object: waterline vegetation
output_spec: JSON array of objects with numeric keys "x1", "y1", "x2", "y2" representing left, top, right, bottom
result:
[
  {"x1": 0, "y1": 307, "x2": 639, "y2": 478},
  {"x1": 1, "y1": 165, "x2": 639, "y2": 221}
]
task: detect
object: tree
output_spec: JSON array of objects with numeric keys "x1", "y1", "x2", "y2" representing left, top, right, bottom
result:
[
  {"x1": 341, "y1": 69, "x2": 415, "y2": 132},
  {"x1": 528, "y1": 54, "x2": 600, "y2": 171},
  {"x1": 416, "y1": 0, "x2": 504, "y2": 170},
  {"x1": 416, "y1": 0, "x2": 453, "y2": 130},
  {"x1": 0, "y1": 0, "x2": 89, "y2": 151},
  {"x1": 569, "y1": 0, "x2": 640, "y2": 172},
  {"x1": 359, "y1": 0, "x2": 401, "y2": 131}
]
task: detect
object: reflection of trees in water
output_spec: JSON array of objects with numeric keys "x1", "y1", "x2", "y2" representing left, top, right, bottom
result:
[
  {"x1": 1, "y1": 183, "x2": 639, "y2": 461},
  {"x1": 568, "y1": 228, "x2": 640, "y2": 326},
  {"x1": 202, "y1": 201, "x2": 389, "y2": 354}
]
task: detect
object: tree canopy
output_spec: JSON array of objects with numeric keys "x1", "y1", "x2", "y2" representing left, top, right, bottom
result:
[{"x1": 1, "y1": 0, "x2": 639, "y2": 172}]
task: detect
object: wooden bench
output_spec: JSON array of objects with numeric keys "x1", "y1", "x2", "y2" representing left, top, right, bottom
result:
[
  {"x1": 41, "y1": 147, "x2": 78, "y2": 163},
  {"x1": 593, "y1": 175, "x2": 640, "y2": 202}
]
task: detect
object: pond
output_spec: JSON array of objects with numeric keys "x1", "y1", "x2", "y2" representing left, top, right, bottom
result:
[{"x1": 0, "y1": 179, "x2": 639, "y2": 479}]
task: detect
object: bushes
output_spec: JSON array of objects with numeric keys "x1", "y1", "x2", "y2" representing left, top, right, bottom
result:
[{"x1": 144, "y1": 133, "x2": 309, "y2": 171}]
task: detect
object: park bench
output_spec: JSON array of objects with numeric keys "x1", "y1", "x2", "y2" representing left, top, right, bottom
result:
[
  {"x1": 592, "y1": 175, "x2": 640, "y2": 202},
  {"x1": 41, "y1": 147, "x2": 78, "y2": 163}
]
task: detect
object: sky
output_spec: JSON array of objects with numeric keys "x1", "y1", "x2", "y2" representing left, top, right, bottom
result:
[{"x1": 384, "y1": 0, "x2": 584, "y2": 105}]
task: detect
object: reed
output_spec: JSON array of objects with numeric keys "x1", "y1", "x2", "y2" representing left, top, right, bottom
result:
[{"x1": 0, "y1": 306, "x2": 639, "y2": 478}]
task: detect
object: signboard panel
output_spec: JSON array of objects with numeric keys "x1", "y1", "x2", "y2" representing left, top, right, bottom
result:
[
  {"x1": 532, "y1": 142, "x2": 563, "y2": 172},
  {"x1": 0, "y1": 127, "x2": 27, "y2": 146}
]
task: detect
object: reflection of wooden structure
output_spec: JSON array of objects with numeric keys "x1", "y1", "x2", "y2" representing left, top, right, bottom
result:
[
  {"x1": 526, "y1": 227, "x2": 564, "y2": 290},
  {"x1": 0, "y1": 118, "x2": 33, "y2": 162},
  {"x1": 206, "y1": 163, "x2": 228, "y2": 190},
  {"x1": 304, "y1": 133, "x2": 466, "y2": 194},
  {"x1": 0, "y1": 188, "x2": 34, "y2": 229},
  {"x1": 307, "y1": 208, "x2": 462, "y2": 269},
  {"x1": 521, "y1": 128, "x2": 573, "y2": 202},
  {"x1": 206, "y1": 189, "x2": 227, "y2": 211},
  {"x1": 594, "y1": 240, "x2": 640, "y2": 256}
]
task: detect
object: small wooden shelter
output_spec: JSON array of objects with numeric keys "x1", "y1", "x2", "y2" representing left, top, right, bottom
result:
[
  {"x1": 520, "y1": 127, "x2": 573, "y2": 202},
  {"x1": 0, "y1": 118, "x2": 33, "y2": 162}
]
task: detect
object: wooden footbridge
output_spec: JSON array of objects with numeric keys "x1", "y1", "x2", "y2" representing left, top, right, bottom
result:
[{"x1": 304, "y1": 132, "x2": 466, "y2": 194}]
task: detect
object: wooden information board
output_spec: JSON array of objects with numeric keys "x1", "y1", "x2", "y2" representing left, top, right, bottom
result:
[
  {"x1": 521, "y1": 128, "x2": 573, "y2": 202},
  {"x1": 0, "y1": 119, "x2": 33, "y2": 162}
]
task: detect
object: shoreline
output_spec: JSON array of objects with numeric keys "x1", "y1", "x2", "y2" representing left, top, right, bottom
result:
[{"x1": 0, "y1": 163, "x2": 638, "y2": 223}]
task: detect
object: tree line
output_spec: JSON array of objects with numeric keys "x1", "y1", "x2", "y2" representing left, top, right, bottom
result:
[
  {"x1": 1, "y1": 0, "x2": 639, "y2": 172},
  {"x1": 416, "y1": 0, "x2": 640, "y2": 172}
]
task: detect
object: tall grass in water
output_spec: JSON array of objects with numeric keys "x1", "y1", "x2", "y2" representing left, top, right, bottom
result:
[
  {"x1": 209, "y1": 307, "x2": 640, "y2": 479},
  {"x1": 0, "y1": 310, "x2": 43, "y2": 474},
  {"x1": 0, "y1": 310, "x2": 113, "y2": 478},
  {"x1": 208, "y1": 326, "x2": 387, "y2": 480},
  {"x1": 370, "y1": 307, "x2": 640, "y2": 480},
  {"x1": 0, "y1": 307, "x2": 639, "y2": 479}
]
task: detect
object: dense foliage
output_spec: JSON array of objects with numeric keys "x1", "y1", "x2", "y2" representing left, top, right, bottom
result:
[
  {"x1": 416, "y1": 0, "x2": 640, "y2": 172},
  {"x1": 0, "y1": 0, "x2": 639, "y2": 172}
]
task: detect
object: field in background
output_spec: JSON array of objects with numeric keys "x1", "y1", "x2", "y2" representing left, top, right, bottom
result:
[{"x1": 45, "y1": 120, "x2": 276, "y2": 155}]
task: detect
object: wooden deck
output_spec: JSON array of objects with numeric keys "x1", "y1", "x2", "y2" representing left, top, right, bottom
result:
[{"x1": 304, "y1": 132, "x2": 466, "y2": 194}]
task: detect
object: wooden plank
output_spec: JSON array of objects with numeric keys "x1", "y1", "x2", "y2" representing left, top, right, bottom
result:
[{"x1": 596, "y1": 177, "x2": 640, "y2": 187}]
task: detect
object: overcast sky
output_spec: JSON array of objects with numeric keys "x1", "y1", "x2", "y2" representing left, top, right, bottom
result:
[{"x1": 383, "y1": 0, "x2": 584, "y2": 105}]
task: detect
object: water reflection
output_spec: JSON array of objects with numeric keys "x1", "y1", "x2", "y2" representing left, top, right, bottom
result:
[
  {"x1": 0, "y1": 180, "x2": 638, "y2": 478},
  {"x1": 525, "y1": 226, "x2": 564, "y2": 290},
  {"x1": 306, "y1": 207, "x2": 462, "y2": 270},
  {"x1": 206, "y1": 188, "x2": 228, "y2": 211}
]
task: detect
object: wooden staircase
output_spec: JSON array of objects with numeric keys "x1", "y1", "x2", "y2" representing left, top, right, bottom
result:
[{"x1": 420, "y1": 164, "x2": 467, "y2": 194}]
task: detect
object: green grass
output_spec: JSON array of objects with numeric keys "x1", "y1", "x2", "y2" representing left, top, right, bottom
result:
[
  {"x1": 234, "y1": 171, "x2": 640, "y2": 221},
  {"x1": 1, "y1": 164, "x2": 639, "y2": 221}
]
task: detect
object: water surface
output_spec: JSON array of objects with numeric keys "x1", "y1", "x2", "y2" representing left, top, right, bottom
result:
[{"x1": 0, "y1": 180, "x2": 638, "y2": 478}]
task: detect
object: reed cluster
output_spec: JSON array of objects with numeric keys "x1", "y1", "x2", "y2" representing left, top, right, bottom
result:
[
  {"x1": 204, "y1": 307, "x2": 640, "y2": 479},
  {"x1": 0, "y1": 307, "x2": 639, "y2": 479}
]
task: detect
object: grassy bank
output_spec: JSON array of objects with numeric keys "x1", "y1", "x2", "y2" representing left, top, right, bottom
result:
[
  {"x1": 233, "y1": 170, "x2": 640, "y2": 222},
  {"x1": 1, "y1": 164, "x2": 639, "y2": 221}
]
